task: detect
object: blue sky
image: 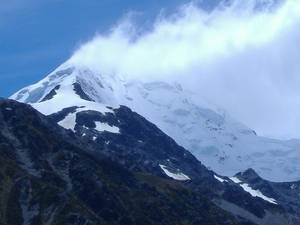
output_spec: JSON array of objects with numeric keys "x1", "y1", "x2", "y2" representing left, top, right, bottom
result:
[{"x1": 0, "y1": 0, "x2": 219, "y2": 97}]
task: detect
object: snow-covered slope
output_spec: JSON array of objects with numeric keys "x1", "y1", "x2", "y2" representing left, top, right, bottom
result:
[{"x1": 11, "y1": 61, "x2": 300, "y2": 182}]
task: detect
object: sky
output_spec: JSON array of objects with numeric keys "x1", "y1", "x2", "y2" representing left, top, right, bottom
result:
[
  {"x1": 0, "y1": 0, "x2": 219, "y2": 98},
  {"x1": 2, "y1": 0, "x2": 300, "y2": 139}
]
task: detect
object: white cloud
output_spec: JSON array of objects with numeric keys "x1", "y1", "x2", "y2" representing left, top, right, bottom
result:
[{"x1": 69, "y1": 0, "x2": 300, "y2": 139}]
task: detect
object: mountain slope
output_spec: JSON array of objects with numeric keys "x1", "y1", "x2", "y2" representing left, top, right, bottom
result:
[
  {"x1": 234, "y1": 168, "x2": 300, "y2": 217},
  {"x1": 1, "y1": 98, "x2": 299, "y2": 225},
  {"x1": 11, "y1": 61, "x2": 300, "y2": 182},
  {"x1": 0, "y1": 98, "x2": 245, "y2": 225}
]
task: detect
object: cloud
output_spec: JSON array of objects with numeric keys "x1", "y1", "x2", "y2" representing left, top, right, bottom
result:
[{"x1": 69, "y1": 0, "x2": 300, "y2": 139}]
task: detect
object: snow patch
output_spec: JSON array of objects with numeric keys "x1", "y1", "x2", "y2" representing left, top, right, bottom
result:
[
  {"x1": 159, "y1": 164, "x2": 190, "y2": 181},
  {"x1": 31, "y1": 82, "x2": 115, "y2": 116},
  {"x1": 58, "y1": 111, "x2": 77, "y2": 132},
  {"x1": 214, "y1": 175, "x2": 227, "y2": 183},
  {"x1": 230, "y1": 176, "x2": 242, "y2": 184},
  {"x1": 5, "y1": 107, "x2": 12, "y2": 111},
  {"x1": 95, "y1": 122, "x2": 120, "y2": 134},
  {"x1": 240, "y1": 183, "x2": 277, "y2": 205}
]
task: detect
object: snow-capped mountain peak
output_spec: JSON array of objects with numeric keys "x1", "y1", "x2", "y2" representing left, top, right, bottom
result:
[{"x1": 11, "y1": 61, "x2": 300, "y2": 182}]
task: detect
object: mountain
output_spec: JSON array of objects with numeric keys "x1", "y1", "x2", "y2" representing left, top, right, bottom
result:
[
  {"x1": 1, "y1": 97, "x2": 300, "y2": 225},
  {"x1": 11, "y1": 61, "x2": 300, "y2": 182},
  {"x1": 6, "y1": 58, "x2": 300, "y2": 224}
]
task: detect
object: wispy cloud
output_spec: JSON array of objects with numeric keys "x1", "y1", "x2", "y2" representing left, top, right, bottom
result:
[{"x1": 69, "y1": 0, "x2": 300, "y2": 139}]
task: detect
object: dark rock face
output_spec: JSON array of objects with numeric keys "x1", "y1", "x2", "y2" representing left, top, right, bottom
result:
[
  {"x1": 40, "y1": 85, "x2": 60, "y2": 102},
  {"x1": 0, "y1": 99, "x2": 241, "y2": 225},
  {"x1": 74, "y1": 106, "x2": 210, "y2": 179},
  {"x1": 72, "y1": 82, "x2": 94, "y2": 101}
]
